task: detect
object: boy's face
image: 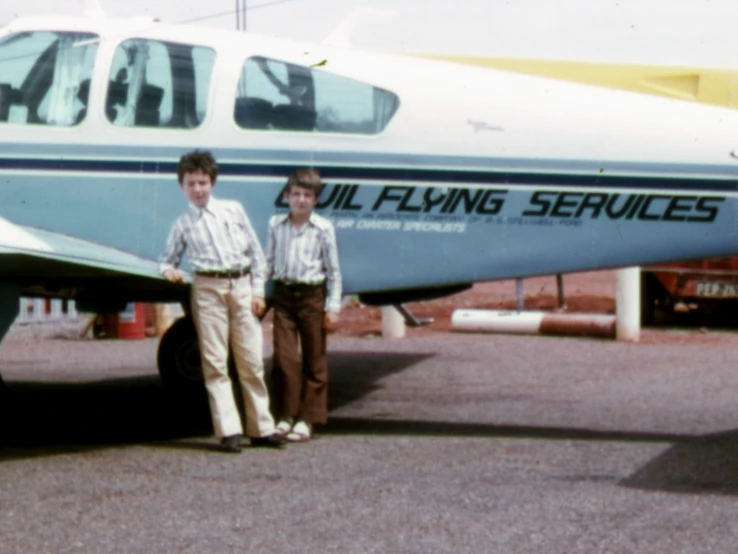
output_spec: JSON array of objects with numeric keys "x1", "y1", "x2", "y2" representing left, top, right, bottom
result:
[
  {"x1": 180, "y1": 170, "x2": 213, "y2": 208},
  {"x1": 284, "y1": 185, "x2": 318, "y2": 218}
]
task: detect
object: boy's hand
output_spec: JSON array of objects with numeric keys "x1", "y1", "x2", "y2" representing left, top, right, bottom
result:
[
  {"x1": 163, "y1": 268, "x2": 185, "y2": 283},
  {"x1": 324, "y1": 312, "x2": 339, "y2": 333},
  {"x1": 252, "y1": 297, "x2": 266, "y2": 318}
]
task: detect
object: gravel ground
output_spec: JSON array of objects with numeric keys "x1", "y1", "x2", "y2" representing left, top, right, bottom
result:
[{"x1": 2, "y1": 326, "x2": 738, "y2": 553}]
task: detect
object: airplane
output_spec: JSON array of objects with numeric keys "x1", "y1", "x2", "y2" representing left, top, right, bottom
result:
[
  {"x1": 421, "y1": 54, "x2": 738, "y2": 320},
  {"x1": 1, "y1": 12, "x2": 738, "y2": 396}
]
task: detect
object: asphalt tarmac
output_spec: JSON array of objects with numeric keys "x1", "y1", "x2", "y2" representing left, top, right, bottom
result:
[{"x1": 2, "y1": 329, "x2": 738, "y2": 553}]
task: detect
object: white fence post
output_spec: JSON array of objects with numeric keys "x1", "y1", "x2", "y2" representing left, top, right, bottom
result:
[
  {"x1": 381, "y1": 306, "x2": 405, "y2": 338},
  {"x1": 616, "y1": 267, "x2": 641, "y2": 342}
]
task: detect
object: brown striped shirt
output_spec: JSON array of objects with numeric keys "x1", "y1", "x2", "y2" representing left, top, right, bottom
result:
[{"x1": 266, "y1": 212, "x2": 342, "y2": 312}]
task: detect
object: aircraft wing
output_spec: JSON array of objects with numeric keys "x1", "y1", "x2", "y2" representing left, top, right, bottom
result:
[{"x1": 0, "y1": 217, "x2": 189, "y2": 303}]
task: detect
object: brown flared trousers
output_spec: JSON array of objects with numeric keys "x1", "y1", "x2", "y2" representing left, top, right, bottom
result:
[{"x1": 271, "y1": 282, "x2": 328, "y2": 424}]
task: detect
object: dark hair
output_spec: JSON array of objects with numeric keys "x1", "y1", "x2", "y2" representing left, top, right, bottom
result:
[
  {"x1": 284, "y1": 168, "x2": 324, "y2": 197},
  {"x1": 177, "y1": 150, "x2": 218, "y2": 184}
]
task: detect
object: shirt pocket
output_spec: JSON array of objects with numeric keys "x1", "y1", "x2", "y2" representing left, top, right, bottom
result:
[{"x1": 225, "y1": 215, "x2": 249, "y2": 252}]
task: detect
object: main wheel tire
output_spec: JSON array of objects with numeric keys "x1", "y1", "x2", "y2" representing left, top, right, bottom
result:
[
  {"x1": 0, "y1": 373, "x2": 8, "y2": 441},
  {"x1": 157, "y1": 316, "x2": 246, "y2": 432},
  {"x1": 157, "y1": 316, "x2": 204, "y2": 392}
]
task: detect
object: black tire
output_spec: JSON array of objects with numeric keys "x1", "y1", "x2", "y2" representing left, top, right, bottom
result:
[
  {"x1": 157, "y1": 316, "x2": 204, "y2": 392},
  {"x1": 157, "y1": 316, "x2": 248, "y2": 431},
  {"x1": 0, "y1": 373, "x2": 7, "y2": 441}
]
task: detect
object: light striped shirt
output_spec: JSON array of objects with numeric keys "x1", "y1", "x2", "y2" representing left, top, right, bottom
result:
[
  {"x1": 266, "y1": 212, "x2": 342, "y2": 313},
  {"x1": 160, "y1": 197, "x2": 266, "y2": 297}
]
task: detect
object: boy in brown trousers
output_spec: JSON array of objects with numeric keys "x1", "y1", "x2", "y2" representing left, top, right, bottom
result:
[{"x1": 266, "y1": 168, "x2": 342, "y2": 441}]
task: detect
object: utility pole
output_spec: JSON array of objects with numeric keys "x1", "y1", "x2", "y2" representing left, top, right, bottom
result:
[{"x1": 235, "y1": 0, "x2": 247, "y2": 31}]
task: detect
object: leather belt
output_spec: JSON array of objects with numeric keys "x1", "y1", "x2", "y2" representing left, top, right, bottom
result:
[
  {"x1": 274, "y1": 280, "x2": 325, "y2": 292},
  {"x1": 195, "y1": 268, "x2": 251, "y2": 279}
]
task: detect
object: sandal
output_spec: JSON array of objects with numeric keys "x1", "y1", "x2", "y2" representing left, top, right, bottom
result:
[
  {"x1": 286, "y1": 420, "x2": 311, "y2": 442},
  {"x1": 275, "y1": 418, "x2": 293, "y2": 438}
]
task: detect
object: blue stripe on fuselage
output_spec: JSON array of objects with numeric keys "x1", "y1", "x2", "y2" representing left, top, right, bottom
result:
[{"x1": 0, "y1": 156, "x2": 736, "y2": 192}]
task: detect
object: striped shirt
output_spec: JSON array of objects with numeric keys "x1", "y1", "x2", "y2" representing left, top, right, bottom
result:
[
  {"x1": 160, "y1": 197, "x2": 266, "y2": 297},
  {"x1": 266, "y1": 212, "x2": 342, "y2": 313}
]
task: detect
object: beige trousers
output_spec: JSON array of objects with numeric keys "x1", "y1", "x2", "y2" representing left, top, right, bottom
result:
[{"x1": 191, "y1": 274, "x2": 275, "y2": 438}]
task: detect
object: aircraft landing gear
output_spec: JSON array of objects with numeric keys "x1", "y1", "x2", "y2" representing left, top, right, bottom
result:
[
  {"x1": 157, "y1": 316, "x2": 204, "y2": 392},
  {"x1": 156, "y1": 316, "x2": 212, "y2": 431},
  {"x1": 0, "y1": 284, "x2": 20, "y2": 439},
  {"x1": 0, "y1": 283, "x2": 20, "y2": 345}
]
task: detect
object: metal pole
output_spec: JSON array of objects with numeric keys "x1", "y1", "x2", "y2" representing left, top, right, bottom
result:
[
  {"x1": 556, "y1": 273, "x2": 565, "y2": 308},
  {"x1": 516, "y1": 278, "x2": 524, "y2": 311},
  {"x1": 235, "y1": 0, "x2": 240, "y2": 30}
]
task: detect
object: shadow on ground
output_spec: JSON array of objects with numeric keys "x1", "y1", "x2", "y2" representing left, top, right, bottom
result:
[
  {"x1": 0, "y1": 376, "x2": 211, "y2": 460},
  {"x1": 325, "y1": 417, "x2": 738, "y2": 496},
  {"x1": 0, "y1": 350, "x2": 430, "y2": 460},
  {"x1": 5, "y1": 349, "x2": 738, "y2": 496},
  {"x1": 621, "y1": 430, "x2": 738, "y2": 495},
  {"x1": 324, "y1": 350, "x2": 434, "y2": 412}
]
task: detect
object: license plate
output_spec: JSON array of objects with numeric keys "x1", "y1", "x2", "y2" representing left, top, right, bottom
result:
[{"x1": 695, "y1": 280, "x2": 738, "y2": 297}]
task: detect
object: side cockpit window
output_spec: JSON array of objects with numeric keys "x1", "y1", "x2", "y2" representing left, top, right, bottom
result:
[
  {"x1": 107, "y1": 39, "x2": 215, "y2": 129},
  {"x1": 0, "y1": 31, "x2": 98, "y2": 126},
  {"x1": 235, "y1": 56, "x2": 399, "y2": 134}
]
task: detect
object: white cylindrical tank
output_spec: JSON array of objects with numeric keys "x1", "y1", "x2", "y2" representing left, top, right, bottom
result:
[{"x1": 616, "y1": 267, "x2": 641, "y2": 342}]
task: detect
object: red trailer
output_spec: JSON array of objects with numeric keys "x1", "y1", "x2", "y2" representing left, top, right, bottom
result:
[{"x1": 641, "y1": 257, "x2": 738, "y2": 324}]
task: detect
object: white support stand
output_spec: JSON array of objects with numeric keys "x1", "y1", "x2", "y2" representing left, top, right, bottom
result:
[
  {"x1": 616, "y1": 266, "x2": 640, "y2": 342},
  {"x1": 381, "y1": 306, "x2": 405, "y2": 338}
]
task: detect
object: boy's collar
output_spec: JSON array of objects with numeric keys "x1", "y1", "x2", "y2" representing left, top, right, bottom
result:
[
  {"x1": 283, "y1": 211, "x2": 316, "y2": 227},
  {"x1": 189, "y1": 196, "x2": 217, "y2": 214}
]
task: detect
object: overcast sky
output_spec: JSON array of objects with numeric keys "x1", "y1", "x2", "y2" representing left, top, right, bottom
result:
[{"x1": 1, "y1": 0, "x2": 737, "y2": 67}]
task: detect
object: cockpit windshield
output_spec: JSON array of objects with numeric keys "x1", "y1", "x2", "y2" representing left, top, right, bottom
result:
[{"x1": 0, "y1": 31, "x2": 99, "y2": 126}]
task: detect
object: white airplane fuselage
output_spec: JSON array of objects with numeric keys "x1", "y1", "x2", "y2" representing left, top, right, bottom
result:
[{"x1": 1, "y1": 15, "x2": 737, "y2": 301}]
